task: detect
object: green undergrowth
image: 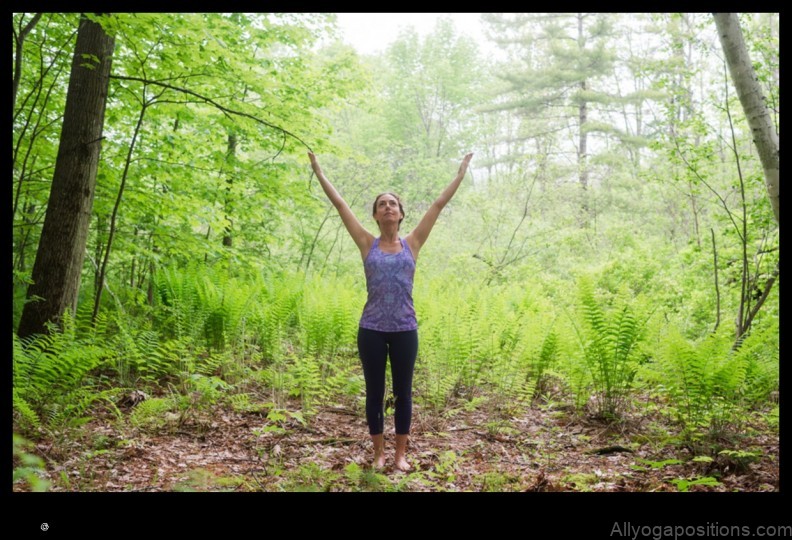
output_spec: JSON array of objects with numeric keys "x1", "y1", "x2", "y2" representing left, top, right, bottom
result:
[{"x1": 12, "y1": 265, "x2": 778, "y2": 492}]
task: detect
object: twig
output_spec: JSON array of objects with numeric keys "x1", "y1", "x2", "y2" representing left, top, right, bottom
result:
[
  {"x1": 319, "y1": 406, "x2": 358, "y2": 417},
  {"x1": 586, "y1": 445, "x2": 634, "y2": 455},
  {"x1": 301, "y1": 437, "x2": 358, "y2": 445}
]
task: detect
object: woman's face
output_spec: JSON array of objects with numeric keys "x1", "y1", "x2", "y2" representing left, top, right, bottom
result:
[{"x1": 373, "y1": 193, "x2": 404, "y2": 228}]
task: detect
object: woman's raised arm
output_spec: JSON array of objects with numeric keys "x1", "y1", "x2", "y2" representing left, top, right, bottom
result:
[
  {"x1": 406, "y1": 153, "x2": 473, "y2": 260},
  {"x1": 309, "y1": 152, "x2": 373, "y2": 260}
]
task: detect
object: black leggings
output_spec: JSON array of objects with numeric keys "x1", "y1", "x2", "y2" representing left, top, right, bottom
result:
[{"x1": 357, "y1": 327, "x2": 418, "y2": 435}]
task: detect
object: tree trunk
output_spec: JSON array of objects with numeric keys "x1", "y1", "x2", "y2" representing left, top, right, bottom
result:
[
  {"x1": 93, "y1": 214, "x2": 105, "y2": 296},
  {"x1": 92, "y1": 100, "x2": 147, "y2": 323},
  {"x1": 15, "y1": 201, "x2": 36, "y2": 272},
  {"x1": 17, "y1": 14, "x2": 115, "y2": 338},
  {"x1": 713, "y1": 13, "x2": 779, "y2": 225},
  {"x1": 12, "y1": 13, "x2": 43, "y2": 109},
  {"x1": 222, "y1": 132, "x2": 237, "y2": 248},
  {"x1": 576, "y1": 14, "x2": 590, "y2": 224},
  {"x1": 578, "y1": 85, "x2": 589, "y2": 206}
]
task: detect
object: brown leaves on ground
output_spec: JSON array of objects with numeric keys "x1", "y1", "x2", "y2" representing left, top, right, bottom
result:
[{"x1": 17, "y1": 394, "x2": 778, "y2": 493}]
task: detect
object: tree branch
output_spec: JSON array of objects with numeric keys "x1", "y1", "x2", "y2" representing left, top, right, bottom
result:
[
  {"x1": 110, "y1": 74, "x2": 313, "y2": 152},
  {"x1": 735, "y1": 263, "x2": 779, "y2": 350},
  {"x1": 13, "y1": 13, "x2": 43, "y2": 107},
  {"x1": 711, "y1": 228, "x2": 721, "y2": 333}
]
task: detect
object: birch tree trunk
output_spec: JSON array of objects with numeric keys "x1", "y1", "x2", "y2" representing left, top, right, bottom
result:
[{"x1": 713, "y1": 13, "x2": 779, "y2": 225}]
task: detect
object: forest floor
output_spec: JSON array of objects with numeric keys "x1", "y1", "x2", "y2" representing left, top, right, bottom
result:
[{"x1": 17, "y1": 389, "x2": 779, "y2": 493}]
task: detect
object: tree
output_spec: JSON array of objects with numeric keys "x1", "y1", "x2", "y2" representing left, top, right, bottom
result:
[
  {"x1": 73, "y1": 13, "x2": 359, "y2": 315},
  {"x1": 300, "y1": 19, "x2": 484, "y2": 276},
  {"x1": 13, "y1": 14, "x2": 77, "y2": 281},
  {"x1": 18, "y1": 14, "x2": 115, "y2": 338},
  {"x1": 713, "y1": 13, "x2": 779, "y2": 226},
  {"x1": 648, "y1": 13, "x2": 710, "y2": 248},
  {"x1": 482, "y1": 13, "x2": 618, "y2": 224},
  {"x1": 12, "y1": 13, "x2": 43, "y2": 109},
  {"x1": 712, "y1": 13, "x2": 779, "y2": 344},
  {"x1": 647, "y1": 13, "x2": 778, "y2": 344},
  {"x1": 381, "y1": 18, "x2": 483, "y2": 207}
]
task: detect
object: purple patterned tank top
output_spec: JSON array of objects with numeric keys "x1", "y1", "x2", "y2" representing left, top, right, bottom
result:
[{"x1": 359, "y1": 237, "x2": 418, "y2": 332}]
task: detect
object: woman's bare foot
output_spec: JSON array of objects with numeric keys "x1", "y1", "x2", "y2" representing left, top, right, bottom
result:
[
  {"x1": 394, "y1": 456, "x2": 411, "y2": 472},
  {"x1": 371, "y1": 434, "x2": 386, "y2": 469},
  {"x1": 394, "y1": 433, "x2": 411, "y2": 472}
]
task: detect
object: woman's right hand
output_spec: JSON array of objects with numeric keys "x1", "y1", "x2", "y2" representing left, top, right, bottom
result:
[{"x1": 306, "y1": 152, "x2": 374, "y2": 260}]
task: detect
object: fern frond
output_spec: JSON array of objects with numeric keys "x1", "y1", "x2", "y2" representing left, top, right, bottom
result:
[
  {"x1": 572, "y1": 277, "x2": 646, "y2": 418},
  {"x1": 12, "y1": 389, "x2": 41, "y2": 431}
]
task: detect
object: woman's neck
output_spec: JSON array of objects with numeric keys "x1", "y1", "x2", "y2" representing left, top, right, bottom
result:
[{"x1": 379, "y1": 226, "x2": 399, "y2": 243}]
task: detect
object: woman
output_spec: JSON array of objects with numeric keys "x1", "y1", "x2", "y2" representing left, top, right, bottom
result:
[{"x1": 308, "y1": 151, "x2": 473, "y2": 471}]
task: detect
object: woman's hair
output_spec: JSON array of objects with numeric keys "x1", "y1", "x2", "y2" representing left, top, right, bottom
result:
[{"x1": 372, "y1": 192, "x2": 405, "y2": 229}]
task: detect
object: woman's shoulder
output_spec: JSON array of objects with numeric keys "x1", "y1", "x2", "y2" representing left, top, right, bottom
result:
[
  {"x1": 403, "y1": 234, "x2": 419, "y2": 261},
  {"x1": 361, "y1": 235, "x2": 377, "y2": 262}
]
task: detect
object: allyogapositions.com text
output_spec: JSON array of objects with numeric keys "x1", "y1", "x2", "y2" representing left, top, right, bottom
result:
[{"x1": 611, "y1": 522, "x2": 792, "y2": 540}]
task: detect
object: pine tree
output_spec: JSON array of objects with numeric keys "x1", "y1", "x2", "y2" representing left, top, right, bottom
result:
[{"x1": 482, "y1": 13, "x2": 618, "y2": 224}]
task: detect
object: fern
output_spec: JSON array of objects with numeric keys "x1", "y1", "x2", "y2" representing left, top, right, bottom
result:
[
  {"x1": 529, "y1": 330, "x2": 560, "y2": 400},
  {"x1": 222, "y1": 276, "x2": 258, "y2": 354},
  {"x1": 12, "y1": 388, "x2": 41, "y2": 433},
  {"x1": 13, "y1": 314, "x2": 111, "y2": 406},
  {"x1": 289, "y1": 354, "x2": 324, "y2": 414},
  {"x1": 653, "y1": 326, "x2": 756, "y2": 442},
  {"x1": 415, "y1": 347, "x2": 455, "y2": 412},
  {"x1": 204, "y1": 308, "x2": 227, "y2": 351},
  {"x1": 112, "y1": 314, "x2": 180, "y2": 382},
  {"x1": 422, "y1": 367, "x2": 457, "y2": 412},
  {"x1": 195, "y1": 270, "x2": 254, "y2": 352},
  {"x1": 572, "y1": 279, "x2": 645, "y2": 418},
  {"x1": 419, "y1": 282, "x2": 491, "y2": 398},
  {"x1": 732, "y1": 319, "x2": 779, "y2": 405},
  {"x1": 129, "y1": 397, "x2": 177, "y2": 431},
  {"x1": 154, "y1": 263, "x2": 205, "y2": 343},
  {"x1": 228, "y1": 393, "x2": 271, "y2": 413},
  {"x1": 73, "y1": 303, "x2": 111, "y2": 343},
  {"x1": 299, "y1": 286, "x2": 333, "y2": 358},
  {"x1": 322, "y1": 358, "x2": 364, "y2": 399},
  {"x1": 183, "y1": 373, "x2": 233, "y2": 408},
  {"x1": 44, "y1": 387, "x2": 123, "y2": 431},
  {"x1": 256, "y1": 273, "x2": 302, "y2": 362}
]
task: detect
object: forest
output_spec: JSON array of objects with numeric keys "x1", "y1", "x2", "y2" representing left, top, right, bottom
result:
[{"x1": 12, "y1": 13, "x2": 779, "y2": 495}]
